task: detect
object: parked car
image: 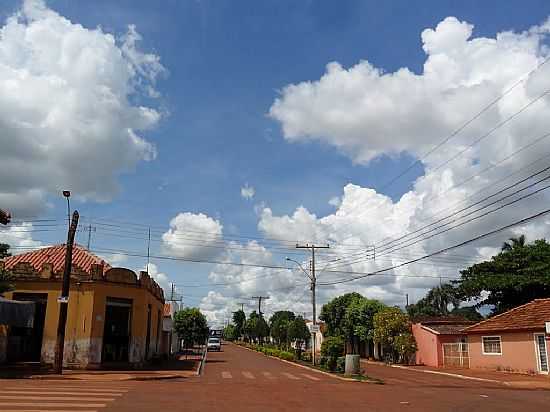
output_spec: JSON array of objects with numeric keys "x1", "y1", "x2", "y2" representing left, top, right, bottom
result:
[{"x1": 207, "y1": 337, "x2": 221, "y2": 351}]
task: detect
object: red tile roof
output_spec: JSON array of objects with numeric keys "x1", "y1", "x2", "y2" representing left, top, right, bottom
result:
[
  {"x1": 421, "y1": 323, "x2": 473, "y2": 335},
  {"x1": 163, "y1": 303, "x2": 172, "y2": 317},
  {"x1": 464, "y1": 299, "x2": 550, "y2": 333},
  {"x1": 2, "y1": 244, "x2": 111, "y2": 274}
]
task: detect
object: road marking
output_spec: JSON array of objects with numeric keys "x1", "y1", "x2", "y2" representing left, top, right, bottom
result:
[
  {"x1": 0, "y1": 395, "x2": 115, "y2": 402},
  {"x1": 263, "y1": 372, "x2": 275, "y2": 379},
  {"x1": 0, "y1": 403, "x2": 107, "y2": 408},
  {"x1": 281, "y1": 372, "x2": 300, "y2": 380},
  {"x1": 0, "y1": 391, "x2": 123, "y2": 396},
  {"x1": 3, "y1": 387, "x2": 128, "y2": 393},
  {"x1": 301, "y1": 374, "x2": 320, "y2": 381},
  {"x1": 221, "y1": 371, "x2": 232, "y2": 378},
  {"x1": 480, "y1": 395, "x2": 489, "y2": 398},
  {"x1": 242, "y1": 371, "x2": 255, "y2": 379}
]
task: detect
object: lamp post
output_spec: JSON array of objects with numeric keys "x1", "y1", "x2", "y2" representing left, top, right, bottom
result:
[{"x1": 62, "y1": 191, "x2": 71, "y2": 230}]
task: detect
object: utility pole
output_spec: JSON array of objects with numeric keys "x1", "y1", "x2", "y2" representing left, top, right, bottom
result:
[
  {"x1": 146, "y1": 227, "x2": 151, "y2": 273},
  {"x1": 84, "y1": 224, "x2": 96, "y2": 250},
  {"x1": 406, "y1": 293, "x2": 409, "y2": 307},
  {"x1": 295, "y1": 243, "x2": 329, "y2": 366},
  {"x1": 237, "y1": 302, "x2": 246, "y2": 312},
  {"x1": 251, "y1": 296, "x2": 269, "y2": 316},
  {"x1": 54, "y1": 210, "x2": 79, "y2": 374}
]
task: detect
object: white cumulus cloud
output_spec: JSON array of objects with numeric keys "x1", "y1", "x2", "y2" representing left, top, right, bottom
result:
[
  {"x1": 162, "y1": 212, "x2": 224, "y2": 260},
  {"x1": 0, "y1": 0, "x2": 165, "y2": 216},
  {"x1": 241, "y1": 184, "x2": 255, "y2": 200}
]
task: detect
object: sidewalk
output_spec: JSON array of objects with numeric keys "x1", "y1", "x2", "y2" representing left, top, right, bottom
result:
[
  {"x1": 361, "y1": 359, "x2": 550, "y2": 390},
  {"x1": 0, "y1": 355, "x2": 200, "y2": 381}
]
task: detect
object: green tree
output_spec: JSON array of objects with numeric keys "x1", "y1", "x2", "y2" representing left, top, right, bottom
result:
[
  {"x1": 223, "y1": 324, "x2": 238, "y2": 341},
  {"x1": 0, "y1": 243, "x2": 14, "y2": 296},
  {"x1": 173, "y1": 308, "x2": 209, "y2": 350},
  {"x1": 320, "y1": 292, "x2": 361, "y2": 337},
  {"x1": 0, "y1": 243, "x2": 10, "y2": 259},
  {"x1": 406, "y1": 283, "x2": 460, "y2": 319},
  {"x1": 343, "y1": 297, "x2": 387, "y2": 354},
  {"x1": 269, "y1": 310, "x2": 295, "y2": 348},
  {"x1": 232, "y1": 309, "x2": 246, "y2": 339},
  {"x1": 502, "y1": 234, "x2": 526, "y2": 252},
  {"x1": 457, "y1": 238, "x2": 550, "y2": 315},
  {"x1": 320, "y1": 336, "x2": 344, "y2": 371},
  {"x1": 320, "y1": 292, "x2": 386, "y2": 354},
  {"x1": 244, "y1": 311, "x2": 269, "y2": 343},
  {"x1": 449, "y1": 306, "x2": 483, "y2": 321},
  {"x1": 287, "y1": 316, "x2": 310, "y2": 356},
  {"x1": 372, "y1": 307, "x2": 416, "y2": 363}
]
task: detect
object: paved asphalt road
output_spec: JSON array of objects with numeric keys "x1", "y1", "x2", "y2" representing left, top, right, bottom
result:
[{"x1": 1, "y1": 343, "x2": 549, "y2": 411}]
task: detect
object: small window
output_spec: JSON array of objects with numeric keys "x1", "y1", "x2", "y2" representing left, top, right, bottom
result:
[{"x1": 482, "y1": 336, "x2": 502, "y2": 355}]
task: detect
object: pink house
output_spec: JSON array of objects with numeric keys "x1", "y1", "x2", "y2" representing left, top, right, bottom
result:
[
  {"x1": 464, "y1": 298, "x2": 550, "y2": 375},
  {"x1": 412, "y1": 317, "x2": 474, "y2": 368}
]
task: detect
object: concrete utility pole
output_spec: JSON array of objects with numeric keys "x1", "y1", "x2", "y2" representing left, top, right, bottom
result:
[
  {"x1": 54, "y1": 210, "x2": 79, "y2": 374},
  {"x1": 295, "y1": 243, "x2": 329, "y2": 366},
  {"x1": 84, "y1": 224, "x2": 96, "y2": 250},
  {"x1": 251, "y1": 296, "x2": 269, "y2": 316}
]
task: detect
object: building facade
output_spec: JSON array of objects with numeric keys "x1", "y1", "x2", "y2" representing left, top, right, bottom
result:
[
  {"x1": 0, "y1": 245, "x2": 166, "y2": 369},
  {"x1": 464, "y1": 299, "x2": 550, "y2": 375}
]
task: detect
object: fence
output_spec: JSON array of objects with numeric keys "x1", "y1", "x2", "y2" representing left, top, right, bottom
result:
[{"x1": 442, "y1": 343, "x2": 469, "y2": 368}]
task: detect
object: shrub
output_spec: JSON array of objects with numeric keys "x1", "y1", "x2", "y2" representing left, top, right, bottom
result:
[
  {"x1": 278, "y1": 351, "x2": 295, "y2": 361},
  {"x1": 321, "y1": 336, "x2": 345, "y2": 359},
  {"x1": 320, "y1": 336, "x2": 344, "y2": 372},
  {"x1": 319, "y1": 355, "x2": 328, "y2": 369},
  {"x1": 336, "y1": 356, "x2": 346, "y2": 373},
  {"x1": 301, "y1": 351, "x2": 312, "y2": 362}
]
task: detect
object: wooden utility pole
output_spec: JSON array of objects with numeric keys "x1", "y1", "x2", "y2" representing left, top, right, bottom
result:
[
  {"x1": 84, "y1": 224, "x2": 96, "y2": 250},
  {"x1": 54, "y1": 210, "x2": 79, "y2": 374},
  {"x1": 237, "y1": 302, "x2": 246, "y2": 312},
  {"x1": 251, "y1": 296, "x2": 269, "y2": 316},
  {"x1": 296, "y1": 243, "x2": 329, "y2": 365}
]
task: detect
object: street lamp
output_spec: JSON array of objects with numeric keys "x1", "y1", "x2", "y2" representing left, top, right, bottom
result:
[
  {"x1": 62, "y1": 191, "x2": 71, "y2": 230},
  {"x1": 285, "y1": 257, "x2": 311, "y2": 280}
]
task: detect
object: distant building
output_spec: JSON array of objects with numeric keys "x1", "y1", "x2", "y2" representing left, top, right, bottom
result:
[
  {"x1": 162, "y1": 302, "x2": 182, "y2": 355},
  {"x1": 412, "y1": 317, "x2": 475, "y2": 368},
  {"x1": 464, "y1": 298, "x2": 550, "y2": 375},
  {"x1": 0, "y1": 244, "x2": 166, "y2": 369}
]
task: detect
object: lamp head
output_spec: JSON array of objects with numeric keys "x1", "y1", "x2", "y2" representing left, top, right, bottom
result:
[{"x1": 62, "y1": 190, "x2": 71, "y2": 198}]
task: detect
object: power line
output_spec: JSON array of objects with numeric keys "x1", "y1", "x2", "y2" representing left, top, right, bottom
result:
[
  {"x1": 318, "y1": 206, "x2": 550, "y2": 286},
  {"x1": 376, "y1": 55, "x2": 550, "y2": 193}
]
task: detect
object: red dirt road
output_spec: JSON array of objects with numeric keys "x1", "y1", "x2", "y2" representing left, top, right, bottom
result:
[{"x1": 1, "y1": 343, "x2": 549, "y2": 411}]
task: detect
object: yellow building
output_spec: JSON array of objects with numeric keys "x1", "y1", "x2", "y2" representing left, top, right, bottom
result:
[{"x1": 0, "y1": 245, "x2": 166, "y2": 369}]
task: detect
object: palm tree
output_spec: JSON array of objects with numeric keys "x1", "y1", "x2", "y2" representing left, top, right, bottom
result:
[{"x1": 502, "y1": 234, "x2": 526, "y2": 252}]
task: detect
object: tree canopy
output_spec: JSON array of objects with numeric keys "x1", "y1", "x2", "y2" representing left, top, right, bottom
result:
[
  {"x1": 0, "y1": 243, "x2": 13, "y2": 295},
  {"x1": 269, "y1": 310, "x2": 295, "y2": 347},
  {"x1": 232, "y1": 309, "x2": 246, "y2": 338},
  {"x1": 287, "y1": 315, "x2": 309, "y2": 347},
  {"x1": 320, "y1": 292, "x2": 386, "y2": 354},
  {"x1": 372, "y1": 307, "x2": 416, "y2": 362},
  {"x1": 457, "y1": 238, "x2": 550, "y2": 314},
  {"x1": 244, "y1": 311, "x2": 269, "y2": 343},
  {"x1": 407, "y1": 284, "x2": 461, "y2": 318},
  {"x1": 173, "y1": 307, "x2": 209, "y2": 348}
]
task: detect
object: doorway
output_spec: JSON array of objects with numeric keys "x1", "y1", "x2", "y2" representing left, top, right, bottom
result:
[
  {"x1": 535, "y1": 333, "x2": 548, "y2": 374},
  {"x1": 102, "y1": 298, "x2": 132, "y2": 363},
  {"x1": 8, "y1": 293, "x2": 47, "y2": 362}
]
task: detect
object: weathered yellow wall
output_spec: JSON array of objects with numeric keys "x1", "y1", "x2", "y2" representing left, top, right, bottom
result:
[
  {"x1": 4, "y1": 281, "x2": 95, "y2": 366},
  {"x1": 91, "y1": 282, "x2": 164, "y2": 365},
  {"x1": 5, "y1": 280, "x2": 164, "y2": 368}
]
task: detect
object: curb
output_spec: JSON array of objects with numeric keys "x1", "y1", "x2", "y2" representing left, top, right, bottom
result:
[
  {"x1": 197, "y1": 345, "x2": 208, "y2": 376},
  {"x1": 233, "y1": 343, "x2": 376, "y2": 383}
]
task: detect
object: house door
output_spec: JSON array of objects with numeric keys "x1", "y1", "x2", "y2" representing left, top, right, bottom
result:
[
  {"x1": 8, "y1": 293, "x2": 48, "y2": 362},
  {"x1": 102, "y1": 298, "x2": 132, "y2": 363},
  {"x1": 535, "y1": 334, "x2": 548, "y2": 374}
]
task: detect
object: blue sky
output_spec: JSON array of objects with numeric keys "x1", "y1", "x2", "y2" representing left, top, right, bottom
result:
[{"x1": 2, "y1": 0, "x2": 550, "y2": 320}]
